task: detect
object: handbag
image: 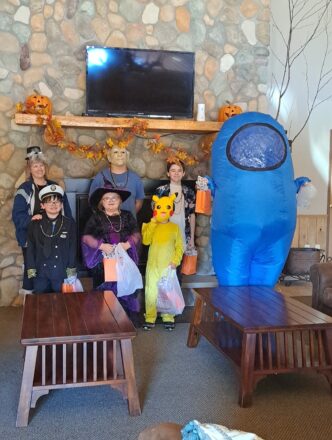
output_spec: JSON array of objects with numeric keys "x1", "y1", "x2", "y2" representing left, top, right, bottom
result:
[
  {"x1": 157, "y1": 267, "x2": 185, "y2": 315},
  {"x1": 195, "y1": 189, "x2": 212, "y2": 215},
  {"x1": 114, "y1": 244, "x2": 143, "y2": 297},
  {"x1": 181, "y1": 249, "x2": 198, "y2": 275}
]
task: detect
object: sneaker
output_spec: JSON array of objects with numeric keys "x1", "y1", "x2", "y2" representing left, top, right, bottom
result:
[
  {"x1": 142, "y1": 322, "x2": 155, "y2": 331},
  {"x1": 163, "y1": 322, "x2": 175, "y2": 331}
]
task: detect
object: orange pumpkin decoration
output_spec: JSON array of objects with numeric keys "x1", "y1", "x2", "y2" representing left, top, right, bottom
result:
[
  {"x1": 25, "y1": 93, "x2": 52, "y2": 116},
  {"x1": 218, "y1": 102, "x2": 242, "y2": 122}
]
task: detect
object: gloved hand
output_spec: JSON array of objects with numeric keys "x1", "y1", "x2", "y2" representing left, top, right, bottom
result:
[
  {"x1": 204, "y1": 175, "x2": 215, "y2": 196},
  {"x1": 294, "y1": 176, "x2": 311, "y2": 193},
  {"x1": 27, "y1": 269, "x2": 37, "y2": 279},
  {"x1": 66, "y1": 267, "x2": 77, "y2": 278}
]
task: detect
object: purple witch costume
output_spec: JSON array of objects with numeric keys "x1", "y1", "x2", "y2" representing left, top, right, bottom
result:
[{"x1": 81, "y1": 185, "x2": 141, "y2": 313}]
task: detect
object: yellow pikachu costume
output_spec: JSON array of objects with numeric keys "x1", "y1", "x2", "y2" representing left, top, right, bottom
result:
[{"x1": 142, "y1": 194, "x2": 184, "y2": 329}]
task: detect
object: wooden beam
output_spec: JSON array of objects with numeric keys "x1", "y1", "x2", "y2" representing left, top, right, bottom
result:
[{"x1": 14, "y1": 113, "x2": 222, "y2": 134}]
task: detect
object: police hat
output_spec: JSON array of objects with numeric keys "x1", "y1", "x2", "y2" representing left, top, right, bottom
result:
[{"x1": 39, "y1": 184, "x2": 64, "y2": 201}]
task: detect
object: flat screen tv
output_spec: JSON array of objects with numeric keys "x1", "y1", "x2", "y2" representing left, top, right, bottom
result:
[{"x1": 85, "y1": 46, "x2": 195, "y2": 119}]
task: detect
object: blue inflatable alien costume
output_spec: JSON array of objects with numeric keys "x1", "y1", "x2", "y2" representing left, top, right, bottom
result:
[{"x1": 211, "y1": 111, "x2": 302, "y2": 287}]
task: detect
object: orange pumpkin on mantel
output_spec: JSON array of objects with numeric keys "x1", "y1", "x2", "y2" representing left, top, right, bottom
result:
[
  {"x1": 25, "y1": 93, "x2": 52, "y2": 116},
  {"x1": 218, "y1": 102, "x2": 242, "y2": 122}
]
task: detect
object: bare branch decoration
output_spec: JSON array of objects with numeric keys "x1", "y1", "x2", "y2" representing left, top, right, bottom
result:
[{"x1": 269, "y1": 0, "x2": 332, "y2": 143}]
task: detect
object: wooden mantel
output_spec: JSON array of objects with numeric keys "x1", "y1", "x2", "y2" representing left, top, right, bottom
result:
[{"x1": 15, "y1": 113, "x2": 222, "y2": 134}]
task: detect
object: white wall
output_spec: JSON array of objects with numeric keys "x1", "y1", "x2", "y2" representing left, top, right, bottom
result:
[{"x1": 268, "y1": 0, "x2": 332, "y2": 215}]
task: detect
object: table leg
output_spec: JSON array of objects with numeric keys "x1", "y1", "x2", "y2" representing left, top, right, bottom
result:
[
  {"x1": 31, "y1": 390, "x2": 49, "y2": 408},
  {"x1": 239, "y1": 333, "x2": 257, "y2": 408},
  {"x1": 187, "y1": 296, "x2": 203, "y2": 348},
  {"x1": 16, "y1": 345, "x2": 38, "y2": 427},
  {"x1": 321, "y1": 328, "x2": 332, "y2": 391},
  {"x1": 120, "y1": 339, "x2": 141, "y2": 416}
]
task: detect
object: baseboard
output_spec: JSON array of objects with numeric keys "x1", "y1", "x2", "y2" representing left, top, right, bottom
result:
[{"x1": 181, "y1": 274, "x2": 218, "y2": 288}]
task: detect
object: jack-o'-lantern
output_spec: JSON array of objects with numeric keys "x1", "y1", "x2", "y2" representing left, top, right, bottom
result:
[
  {"x1": 25, "y1": 93, "x2": 52, "y2": 115},
  {"x1": 218, "y1": 102, "x2": 242, "y2": 122}
]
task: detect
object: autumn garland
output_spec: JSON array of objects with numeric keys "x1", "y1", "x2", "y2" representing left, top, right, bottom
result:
[{"x1": 16, "y1": 97, "x2": 214, "y2": 166}]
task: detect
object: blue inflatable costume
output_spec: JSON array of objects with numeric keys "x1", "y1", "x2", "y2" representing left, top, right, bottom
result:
[{"x1": 211, "y1": 111, "x2": 300, "y2": 287}]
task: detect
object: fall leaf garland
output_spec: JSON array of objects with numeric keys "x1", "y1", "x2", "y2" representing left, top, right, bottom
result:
[{"x1": 15, "y1": 97, "x2": 214, "y2": 166}]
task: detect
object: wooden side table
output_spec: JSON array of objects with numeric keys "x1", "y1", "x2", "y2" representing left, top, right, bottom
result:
[
  {"x1": 16, "y1": 291, "x2": 141, "y2": 427},
  {"x1": 187, "y1": 286, "x2": 332, "y2": 407}
]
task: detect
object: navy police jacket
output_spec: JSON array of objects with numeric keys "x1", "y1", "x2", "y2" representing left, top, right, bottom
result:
[{"x1": 26, "y1": 213, "x2": 77, "y2": 280}]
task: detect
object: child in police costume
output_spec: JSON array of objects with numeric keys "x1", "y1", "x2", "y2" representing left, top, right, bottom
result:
[
  {"x1": 142, "y1": 193, "x2": 184, "y2": 331},
  {"x1": 12, "y1": 146, "x2": 72, "y2": 294},
  {"x1": 26, "y1": 184, "x2": 77, "y2": 293}
]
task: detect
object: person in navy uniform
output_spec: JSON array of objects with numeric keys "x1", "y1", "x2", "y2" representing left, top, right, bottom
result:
[
  {"x1": 12, "y1": 146, "x2": 72, "y2": 294},
  {"x1": 26, "y1": 184, "x2": 77, "y2": 293}
]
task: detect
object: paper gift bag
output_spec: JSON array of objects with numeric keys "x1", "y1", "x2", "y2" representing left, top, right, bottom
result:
[
  {"x1": 103, "y1": 258, "x2": 117, "y2": 281},
  {"x1": 181, "y1": 254, "x2": 197, "y2": 275},
  {"x1": 195, "y1": 189, "x2": 211, "y2": 215}
]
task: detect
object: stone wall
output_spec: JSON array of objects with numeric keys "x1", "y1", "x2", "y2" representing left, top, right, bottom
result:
[{"x1": 0, "y1": 0, "x2": 270, "y2": 305}]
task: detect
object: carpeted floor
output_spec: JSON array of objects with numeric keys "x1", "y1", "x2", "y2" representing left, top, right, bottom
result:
[{"x1": 1, "y1": 299, "x2": 332, "y2": 440}]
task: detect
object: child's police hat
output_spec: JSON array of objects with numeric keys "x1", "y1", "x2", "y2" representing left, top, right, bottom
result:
[{"x1": 39, "y1": 184, "x2": 64, "y2": 201}]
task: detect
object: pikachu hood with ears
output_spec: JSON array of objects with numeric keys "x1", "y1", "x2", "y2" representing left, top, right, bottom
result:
[{"x1": 152, "y1": 194, "x2": 176, "y2": 223}]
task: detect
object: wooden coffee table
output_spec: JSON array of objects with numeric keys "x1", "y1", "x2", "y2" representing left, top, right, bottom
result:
[
  {"x1": 16, "y1": 291, "x2": 141, "y2": 427},
  {"x1": 187, "y1": 286, "x2": 332, "y2": 407}
]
